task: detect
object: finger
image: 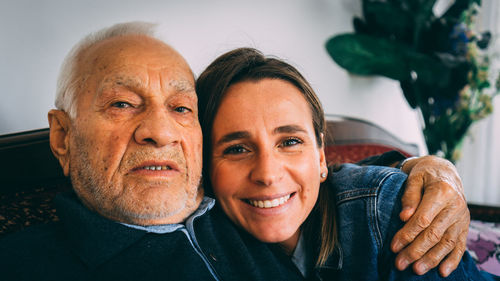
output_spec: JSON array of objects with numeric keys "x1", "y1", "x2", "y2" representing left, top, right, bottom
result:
[
  {"x1": 393, "y1": 207, "x2": 451, "y2": 270},
  {"x1": 411, "y1": 222, "x2": 463, "y2": 275},
  {"x1": 395, "y1": 205, "x2": 468, "y2": 272},
  {"x1": 438, "y1": 229, "x2": 468, "y2": 277},
  {"x1": 391, "y1": 184, "x2": 447, "y2": 254},
  {"x1": 400, "y1": 173, "x2": 424, "y2": 222}
]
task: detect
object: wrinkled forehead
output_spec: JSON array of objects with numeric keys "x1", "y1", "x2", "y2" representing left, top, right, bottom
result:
[
  {"x1": 76, "y1": 35, "x2": 195, "y2": 95},
  {"x1": 95, "y1": 64, "x2": 195, "y2": 93},
  {"x1": 83, "y1": 36, "x2": 191, "y2": 76}
]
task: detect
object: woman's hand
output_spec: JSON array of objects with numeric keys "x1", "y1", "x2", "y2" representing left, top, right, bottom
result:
[{"x1": 391, "y1": 155, "x2": 469, "y2": 277}]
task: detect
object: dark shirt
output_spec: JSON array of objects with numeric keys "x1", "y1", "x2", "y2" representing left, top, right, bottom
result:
[{"x1": 0, "y1": 192, "x2": 302, "y2": 281}]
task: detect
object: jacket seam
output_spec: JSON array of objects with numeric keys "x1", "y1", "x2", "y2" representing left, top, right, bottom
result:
[
  {"x1": 373, "y1": 171, "x2": 401, "y2": 251},
  {"x1": 336, "y1": 188, "x2": 378, "y2": 205}
]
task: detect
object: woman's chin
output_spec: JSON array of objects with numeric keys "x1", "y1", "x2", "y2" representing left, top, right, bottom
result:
[{"x1": 248, "y1": 227, "x2": 300, "y2": 253}]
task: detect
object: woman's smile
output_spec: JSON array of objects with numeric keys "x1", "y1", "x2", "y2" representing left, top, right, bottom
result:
[{"x1": 245, "y1": 192, "x2": 294, "y2": 209}]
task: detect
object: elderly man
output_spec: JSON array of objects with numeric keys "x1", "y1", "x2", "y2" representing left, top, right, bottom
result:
[{"x1": 0, "y1": 22, "x2": 469, "y2": 280}]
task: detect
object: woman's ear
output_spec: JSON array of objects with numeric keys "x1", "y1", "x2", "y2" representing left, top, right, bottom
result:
[{"x1": 48, "y1": 110, "x2": 71, "y2": 176}]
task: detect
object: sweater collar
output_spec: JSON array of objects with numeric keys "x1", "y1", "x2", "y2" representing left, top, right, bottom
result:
[
  {"x1": 120, "y1": 197, "x2": 215, "y2": 234},
  {"x1": 54, "y1": 192, "x2": 214, "y2": 269},
  {"x1": 55, "y1": 192, "x2": 146, "y2": 269}
]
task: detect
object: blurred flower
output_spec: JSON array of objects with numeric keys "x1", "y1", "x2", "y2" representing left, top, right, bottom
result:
[
  {"x1": 450, "y1": 23, "x2": 469, "y2": 56},
  {"x1": 420, "y1": 4, "x2": 498, "y2": 162}
]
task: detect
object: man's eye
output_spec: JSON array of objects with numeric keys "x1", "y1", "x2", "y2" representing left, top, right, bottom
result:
[
  {"x1": 174, "y1": 106, "x2": 192, "y2": 113},
  {"x1": 223, "y1": 145, "x2": 249, "y2": 155},
  {"x1": 281, "y1": 138, "x2": 303, "y2": 147},
  {"x1": 111, "y1": 101, "x2": 132, "y2": 108}
]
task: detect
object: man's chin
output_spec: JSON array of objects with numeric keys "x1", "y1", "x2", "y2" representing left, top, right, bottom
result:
[
  {"x1": 110, "y1": 191, "x2": 202, "y2": 225},
  {"x1": 108, "y1": 205, "x2": 184, "y2": 225}
]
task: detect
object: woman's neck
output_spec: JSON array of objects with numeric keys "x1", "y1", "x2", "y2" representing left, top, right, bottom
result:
[{"x1": 279, "y1": 229, "x2": 301, "y2": 255}]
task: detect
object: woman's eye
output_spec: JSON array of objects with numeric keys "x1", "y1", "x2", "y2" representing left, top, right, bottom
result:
[
  {"x1": 174, "y1": 106, "x2": 191, "y2": 113},
  {"x1": 281, "y1": 138, "x2": 302, "y2": 147},
  {"x1": 223, "y1": 145, "x2": 249, "y2": 155},
  {"x1": 111, "y1": 101, "x2": 132, "y2": 108}
]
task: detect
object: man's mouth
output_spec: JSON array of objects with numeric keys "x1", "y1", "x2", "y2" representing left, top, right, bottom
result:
[
  {"x1": 245, "y1": 193, "x2": 293, "y2": 209},
  {"x1": 131, "y1": 161, "x2": 180, "y2": 173},
  {"x1": 140, "y1": 165, "x2": 173, "y2": 171}
]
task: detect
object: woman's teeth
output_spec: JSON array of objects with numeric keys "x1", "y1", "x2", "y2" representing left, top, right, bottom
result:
[{"x1": 248, "y1": 194, "x2": 291, "y2": 208}]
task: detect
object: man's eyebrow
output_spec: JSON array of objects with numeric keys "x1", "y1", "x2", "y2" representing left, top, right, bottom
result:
[
  {"x1": 101, "y1": 76, "x2": 143, "y2": 91},
  {"x1": 215, "y1": 131, "x2": 251, "y2": 146},
  {"x1": 116, "y1": 74, "x2": 141, "y2": 85},
  {"x1": 103, "y1": 76, "x2": 194, "y2": 93},
  {"x1": 274, "y1": 125, "x2": 307, "y2": 134},
  {"x1": 169, "y1": 80, "x2": 195, "y2": 92}
]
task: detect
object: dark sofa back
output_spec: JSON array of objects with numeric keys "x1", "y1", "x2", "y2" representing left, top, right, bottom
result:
[{"x1": 0, "y1": 128, "x2": 66, "y2": 193}]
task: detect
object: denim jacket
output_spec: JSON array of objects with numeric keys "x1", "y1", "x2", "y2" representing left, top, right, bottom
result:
[{"x1": 311, "y1": 164, "x2": 494, "y2": 281}]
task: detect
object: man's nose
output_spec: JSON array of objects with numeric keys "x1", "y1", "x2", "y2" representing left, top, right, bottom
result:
[
  {"x1": 134, "y1": 105, "x2": 180, "y2": 147},
  {"x1": 249, "y1": 150, "x2": 283, "y2": 187}
]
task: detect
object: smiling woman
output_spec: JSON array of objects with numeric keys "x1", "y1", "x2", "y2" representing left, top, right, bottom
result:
[
  {"x1": 210, "y1": 79, "x2": 327, "y2": 253},
  {"x1": 196, "y1": 47, "x2": 497, "y2": 280}
]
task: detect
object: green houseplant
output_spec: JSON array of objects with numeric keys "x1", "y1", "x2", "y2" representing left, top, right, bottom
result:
[{"x1": 326, "y1": 0, "x2": 499, "y2": 162}]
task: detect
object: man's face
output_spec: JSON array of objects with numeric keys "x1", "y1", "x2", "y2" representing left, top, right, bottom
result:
[{"x1": 62, "y1": 35, "x2": 203, "y2": 225}]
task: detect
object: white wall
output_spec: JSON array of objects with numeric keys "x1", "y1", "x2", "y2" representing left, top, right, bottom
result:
[
  {"x1": 0, "y1": 0, "x2": 425, "y2": 152},
  {"x1": 456, "y1": 0, "x2": 500, "y2": 206}
]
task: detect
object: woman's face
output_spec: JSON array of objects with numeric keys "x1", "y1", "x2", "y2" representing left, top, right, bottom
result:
[{"x1": 210, "y1": 78, "x2": 327, "y2": 252}]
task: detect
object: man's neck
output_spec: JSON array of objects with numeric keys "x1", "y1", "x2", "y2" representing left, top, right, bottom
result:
[{"x1": 119, "y1": 195, "x2": 215, "y2": 234}]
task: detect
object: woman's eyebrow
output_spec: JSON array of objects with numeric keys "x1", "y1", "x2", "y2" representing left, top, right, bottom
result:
[
  {"x1": 215, "y1": 125, "x2": 306, "y2": 146},
  {"x1": 216, "y1": 131, "x2": 251, "y2": 146},
  {"x1": 274, "y1": 125, "x2": 307, "y2": 134}
]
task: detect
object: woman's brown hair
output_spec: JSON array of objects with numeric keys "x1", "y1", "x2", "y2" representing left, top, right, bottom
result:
[{"x1": 196, "y1": 47, "x2": 336, "y2": 266}]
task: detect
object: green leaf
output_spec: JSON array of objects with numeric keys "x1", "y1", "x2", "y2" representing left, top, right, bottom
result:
[
  {"x1": 412, "y1": 0, "x2": 438, "y2": 44},
  {"x1": 405, "y1": 52, "x2": 451, "y2": 87},
  {"x1": 325, "y1": 33, "x2": 451, "y2": 86},
  {"x1": 362, "y1": 2, "x2": 414, "y2": 42},
  {"x1": 326, "y1": 33, "x2": 410, "y2": 80}
]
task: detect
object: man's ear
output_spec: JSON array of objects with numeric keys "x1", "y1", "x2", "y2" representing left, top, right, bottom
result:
[
  {"x1": 319, "y1": 133, "x2": 328, "y2": 182},
  {"x1": 48, "y1": 109, "x2": 71, "y2": 176}
]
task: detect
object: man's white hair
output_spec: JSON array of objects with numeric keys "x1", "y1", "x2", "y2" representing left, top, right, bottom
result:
[{"x1": 55, "y1": 21, "x2": 157, "y2": 119}]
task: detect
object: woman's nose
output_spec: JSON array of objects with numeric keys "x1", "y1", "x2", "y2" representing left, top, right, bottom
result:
[{"x1": 249, "y1": 150, "x2": 283, "y2": 186}]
